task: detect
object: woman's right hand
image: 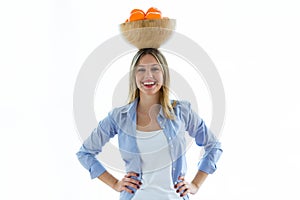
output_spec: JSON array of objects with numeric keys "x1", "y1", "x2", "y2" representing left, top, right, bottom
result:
[{"x1": 113, "y1": 172, "x2": 142, "y2": 194}]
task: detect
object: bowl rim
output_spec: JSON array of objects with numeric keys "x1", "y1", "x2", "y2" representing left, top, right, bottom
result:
[{"x1": 119, "y1": 18, "x2": 176, "y2": 30}]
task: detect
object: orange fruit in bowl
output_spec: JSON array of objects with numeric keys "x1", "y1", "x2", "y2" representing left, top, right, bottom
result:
[
  {"x1": 145, "y1": 11, "x2": 162, "y2": 20},
  {"x1": 146, "y1": 7, "x2": 161, "y2": 15},
  {"x1": 131, "y1": 9, "x2": 145, "y2": 15},
  {"x1": 129, "y1": 10, "x2": 145, "y2": 21},
  {"x1": 124, "y1": 7, "x2": 165, "y2": 22}
]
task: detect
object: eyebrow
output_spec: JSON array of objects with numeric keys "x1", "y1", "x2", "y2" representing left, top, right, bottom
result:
[{"x1": 136, "y1": 64, "x2": 161, "y2": 67}]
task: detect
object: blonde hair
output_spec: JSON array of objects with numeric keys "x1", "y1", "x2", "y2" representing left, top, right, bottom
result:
[{"x1": 128, "y1": 48, "x2": 175, "y2": 119}]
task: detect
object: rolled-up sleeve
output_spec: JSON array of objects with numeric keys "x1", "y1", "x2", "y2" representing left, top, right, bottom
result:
[
  {"x1": 76, "y1": 112, "x2": 117, "y2": 179},
  {"x1": 182, "y1": 101, "x2": 223, "y2": 174},
  {"x1": 196, "y1": 134, "x2": 222, "y2": 174}
]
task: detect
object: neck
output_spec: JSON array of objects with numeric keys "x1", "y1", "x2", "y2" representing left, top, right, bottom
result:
[{"x1": 138, "y1": 93, "x2": 160, "y2": 112}]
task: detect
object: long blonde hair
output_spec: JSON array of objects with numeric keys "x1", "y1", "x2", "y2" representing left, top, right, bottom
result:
[{"x1": 128, "y1": 48, "x2": 175, "y2": 119}]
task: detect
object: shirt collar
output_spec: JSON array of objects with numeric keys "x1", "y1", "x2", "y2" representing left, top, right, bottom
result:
[
  {"x1": 120, "y1": 97, "x2": 168, "y2": 119},
  {"x1": 122, "y1": 97, "x2": 164, "y2": 117},
  {"x1": 121, "y1": 98, "x2": 139, "y2": 116}
]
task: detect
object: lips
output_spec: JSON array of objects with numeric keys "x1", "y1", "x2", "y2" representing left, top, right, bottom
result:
[
  {"x1": 142, "y1": 80, "x2": 157, "y2": 88},
  {"x1": 143, "y1": 81, "x2": 155, "y2": 86}
]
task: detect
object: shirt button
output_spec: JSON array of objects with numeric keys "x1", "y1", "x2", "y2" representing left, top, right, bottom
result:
[
  {"x1": 173, "y1": 168, "x2": 176, "y2": 171},
  {"x1": 168, "y1": 137, "x2": 171, "y2": 140}
]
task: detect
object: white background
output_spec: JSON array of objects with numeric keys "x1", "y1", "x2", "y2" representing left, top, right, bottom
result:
[{"x1": 1, "y1": 0, "x2": 299, "y2": 199}]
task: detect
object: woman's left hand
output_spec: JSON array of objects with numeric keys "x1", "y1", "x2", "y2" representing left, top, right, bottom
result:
[{"x1": 174, "y1": 176, "x2": 199, "y2": 197}]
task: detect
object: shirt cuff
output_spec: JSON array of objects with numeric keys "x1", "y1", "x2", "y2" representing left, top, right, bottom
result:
[
  {"x1": 90, "y1": 162, "x2": 106, "y2": 179},
  {"x1": 198, "y1": 158, "x2": 217, "y2": 174}
]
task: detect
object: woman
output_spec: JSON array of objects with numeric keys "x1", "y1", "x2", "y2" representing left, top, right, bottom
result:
[{"x1": 76, "y1": 48, "x2": 222, "y2": 200}]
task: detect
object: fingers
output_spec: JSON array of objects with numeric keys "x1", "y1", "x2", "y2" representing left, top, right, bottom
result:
[
  {"x1": 121, "y1": 172, "x2": 142, "y2": 194},
  {"x1": 121, "y1": 185, "x2": 135, "y2": 194},
  {"x1": 174, "y1": 176, "x2": 185, "y2": 190},
  {"x1": 125, "y1": 172, "x2": 139, "y2": 178},
  {"x1": 124, "y1": 172, "x2": 142, "y2": 187},
  {"x1": 175, "y1": 182, "x2": 189, "y2": 197},
  {"x1": 174, "y1": 176, "x2": 190, "y2": 197},
  {"x1": 122, "y1": 177, "x2": 141, "y2": 187},
  {"x1": 179, "y1": 187, "x2": 190, "y2": 197}
]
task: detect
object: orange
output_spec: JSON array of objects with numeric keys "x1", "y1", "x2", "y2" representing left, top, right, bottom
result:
[
  {"x1": 125, "y1": 7, "x2": 165, "y2": 22},
  {"x1": 129, "y1": 10, "x2": 145, "y2": 21},
  {"x1": 130, "y1": 9, "x2": 145, "y2": 15},
  {"x1": 145, "y1": 11, "x2": 161, "y2": 20},
  {"x1": 146, "y1": 7, "x2": 161, "y2": 15}
]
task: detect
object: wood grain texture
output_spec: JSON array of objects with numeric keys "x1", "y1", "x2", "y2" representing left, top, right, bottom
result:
[{"x1": 119, "y1": 19, "x2": 176, "y2": 49}]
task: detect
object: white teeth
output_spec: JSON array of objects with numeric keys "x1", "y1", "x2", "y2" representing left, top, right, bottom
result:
[{"x1": 143, "y1": 82, "x2": 155, "y2": 85}]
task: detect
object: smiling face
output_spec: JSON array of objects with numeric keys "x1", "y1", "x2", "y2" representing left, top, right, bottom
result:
[
  {"x1": 135, "y1": 54, "x2": 164, "y2": 97},
  {"x1": 128, "y1": 49, "x2": 174, "y2": 119}
]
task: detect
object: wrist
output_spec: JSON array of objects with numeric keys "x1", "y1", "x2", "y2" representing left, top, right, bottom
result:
[
  {"x1": 111, "y1": 179, "x2": 119, "y2": 191},
  {"x1": 188, "y1": 182, "x2": 200, "y2": 195},
  {"x1": 191, "y1": 180, "x2": 201, "y2": 189}
]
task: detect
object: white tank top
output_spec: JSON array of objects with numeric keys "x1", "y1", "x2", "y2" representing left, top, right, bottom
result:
[{"x1": 132, "y1": 129, "x2": 182, "y2": 200}]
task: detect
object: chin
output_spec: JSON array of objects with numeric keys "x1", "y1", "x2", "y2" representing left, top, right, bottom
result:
[
  {"x1": 140, "y1": 89, "x2": 161, "y2": 96},
  {"x1": 141, "y1": 91, "x2": 160, "y2": 96}
]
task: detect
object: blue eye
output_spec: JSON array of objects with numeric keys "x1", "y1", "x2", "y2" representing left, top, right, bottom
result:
[
  {"x1": 137, "y1": 68, "x2": 146, "y2": 72},
  {"x1": 151, "y1": 67, "x2": 159, "y2": 71}
]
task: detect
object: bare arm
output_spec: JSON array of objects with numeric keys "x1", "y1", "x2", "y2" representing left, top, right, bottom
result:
[
  {"x1": 191, "y1": 170, "x2": 208, "y2": 191},
  {"x1": 98, "y1": 171, "x2": 119, "y2": 190}
]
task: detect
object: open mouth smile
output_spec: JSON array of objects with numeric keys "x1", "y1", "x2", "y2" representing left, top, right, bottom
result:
[{"x1": 142, "y1": 81, "x2": 157, "y2": 88}]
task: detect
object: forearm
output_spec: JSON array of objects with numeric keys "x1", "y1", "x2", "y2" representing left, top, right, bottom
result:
[
  {"x1": 191, "y1": 170, "x2": 208, "y2": 189},
  {"x1": 98, "y1": 171, "x2": 119, "y2": 190}
]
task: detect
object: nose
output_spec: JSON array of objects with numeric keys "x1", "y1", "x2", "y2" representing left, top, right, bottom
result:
[{"x1": 145, "y1": 68, "x2": 153, "y2": 77}]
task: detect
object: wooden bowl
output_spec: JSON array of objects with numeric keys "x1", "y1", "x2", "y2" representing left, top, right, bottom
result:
[{"x1": 120, "y1": 18, "x2": 176, "y2": 49}]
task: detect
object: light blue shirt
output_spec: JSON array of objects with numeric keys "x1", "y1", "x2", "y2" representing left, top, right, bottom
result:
[{"x1": 76, "y1": 98, "x2": 223, "y2": 200}]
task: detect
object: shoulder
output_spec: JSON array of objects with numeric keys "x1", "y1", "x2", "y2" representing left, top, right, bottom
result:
[
  {"x1": 170, "y1": 100, "x2": 195, "y2": 125},
  {"x1": 108, "y1": 101, "x2": 136, "y2": 118},
  {"x1": 172, "y1": 100, "x2": 192, "y2": 111},
  {"x1": 109, "y1": 104, "x2": 130, "y2": 116},
  {"x1": 171, "y1": 100, "x2": 193, "y2": 119}
]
